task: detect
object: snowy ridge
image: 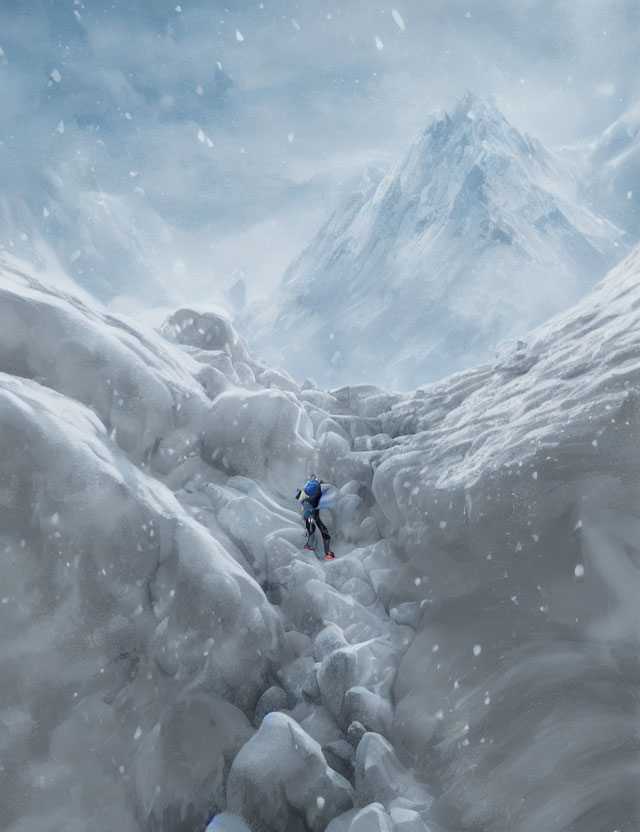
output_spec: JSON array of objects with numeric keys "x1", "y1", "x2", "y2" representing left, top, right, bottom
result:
[
  {"x1": 584, "y1": 101, "x2": 640, "y2": 237},
  {"x1": 0, "y1": 181, "x2": 173, "y2": 304},
  {"x1": 326, "y1": 248, "x2": 640, "y2": 831},
  {"x1": 241, "y1": 94, "x2": 624, "y2": 391},
  {"x1": 2, "y1": 249, "x2": 640, "y2": 832}
]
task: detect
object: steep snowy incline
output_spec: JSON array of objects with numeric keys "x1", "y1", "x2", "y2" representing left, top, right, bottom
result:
[
  {"x1": 0, "y1": 376, "x2": 283, "y2": 832},
  {"x1": 240, "y1": 94, "x2": 624, "y2": 391},
  {"x1": 583, "y1": 101, "x2": 640, "y2": 239},
  {"x1": 0, "y1": 183, "x2": 172, "y2": 304},
  {"x1": 0, "y1": 265, "x2": 309, "y2": 831},
  {"x1": 305, "y1": 247, "x2": 640, "y2": 832}
]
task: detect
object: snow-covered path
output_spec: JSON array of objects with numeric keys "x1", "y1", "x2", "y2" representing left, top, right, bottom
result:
[
  {"x1": 168, "y1": 419, "x2": 434, "y2": 830},
  {"x1": 1, "y1": 251, "x2": 639, "y2": 832}
]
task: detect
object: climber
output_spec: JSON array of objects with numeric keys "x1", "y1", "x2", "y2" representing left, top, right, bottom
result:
[{"x1": 295, "y1": 475, "x2": 335, "y2": 560}]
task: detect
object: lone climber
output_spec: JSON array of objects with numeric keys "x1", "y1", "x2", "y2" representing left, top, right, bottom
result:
[{"x1": 295, "y1": 475, "x2": 335, "y2": 560}]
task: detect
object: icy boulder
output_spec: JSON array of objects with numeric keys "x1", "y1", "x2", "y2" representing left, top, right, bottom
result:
[
  {"x1": 325, "y1": 803, "x2": 394, "y2": 832},
  {"x1": 390, "y1": 807, "x2": 433, "y2": 832},
  {"x1": 354, "y1": 732, "x2": 432, "y2": 813},
  {"x1": 0, "y1": 266, "x2": 209, "y2": 467},
  {"x1": 317, "y1": 641, "x2": 400, "y2": 733},
  {"x1": 161, "y1": 307, "x2": 251, "y2": 362},
  {"x1": 253, "y1": 685, "x2": 290, "y2": 726},
  {"x1": 226, "y1": 712, "x2": 355, "y2": 832},
  {"x1": 202, "y1": 388, "x2": 313, "y2": 496},
  {"x1": 206, "y1": 812, "x2": 254, "y2": 832}
]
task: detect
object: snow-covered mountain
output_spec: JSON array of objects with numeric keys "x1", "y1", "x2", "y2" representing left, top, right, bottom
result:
[
  {"x1": 0, "y1": 174, "x2": 173, "y2": 303},
  {"x1": 240, "y1": 94, "x2": 624, "y2": 391},
  {"x1": 583, "y1": 102, "x2": 640, "y2": 238},
  {"x1": 2, "y1": 245, "x2": 639, "y2": 832}
]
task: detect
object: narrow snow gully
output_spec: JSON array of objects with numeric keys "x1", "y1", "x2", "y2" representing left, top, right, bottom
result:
[
  {"x1": 167, "y1": 379, "x2": 435, "y2": 829},
  {"x1": 2, "y1": 253, "x2": 640, "y2": 832},
  {"x1": 178, "y1": 492, "x2": 433, "y2": 832}
]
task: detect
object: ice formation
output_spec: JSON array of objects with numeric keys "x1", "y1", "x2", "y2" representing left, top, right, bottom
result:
[{"x1": 1, "y1": 244, "x2": 640, "y2": 832}]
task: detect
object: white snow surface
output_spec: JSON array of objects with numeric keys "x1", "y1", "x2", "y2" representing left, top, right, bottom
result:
[
  {"x1": 2, "y1": 246, "x2": 640, "y2": 832},
  {"x1": 240, "y1": 94, "x2": 625, "y2": 391},
  {"x1": 584, "y1": 101, "x2": 640, "y2": 237}
]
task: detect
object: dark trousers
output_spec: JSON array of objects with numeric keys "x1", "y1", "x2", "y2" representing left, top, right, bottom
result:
[{"x1": 305, "y1": 508, "x2": 331, "y2": 557}]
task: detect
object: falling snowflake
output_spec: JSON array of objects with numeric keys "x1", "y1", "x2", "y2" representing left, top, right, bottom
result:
[{"x1": 391, "y1": 9, "x2": 406, "y2": 31}]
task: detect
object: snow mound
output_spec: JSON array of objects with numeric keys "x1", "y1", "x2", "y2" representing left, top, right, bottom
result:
[
  {"x1": 226, "y1": 712, "x2": 354, "y2": 832},
  {"x1": 202, "y1": 387, "x2": 313, "y2": 497},
  {"x1": 160, "y1": 308, "x2": 251, "y2": 362},
  {"x1": 0, "y1": 263, "x2": 209, "y2": 467},
  {"x1": 0, "y1": 373, "x2": 281, "y2": 831}
]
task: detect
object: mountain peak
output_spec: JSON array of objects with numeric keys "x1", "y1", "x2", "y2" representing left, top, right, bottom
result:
[
  {"x1": 411, "y1": 93, "x2": 536, "y2": 173},
  {"x1": 454, "y1": 91, "x2": 504, "y2": 121},
  {"x1": 239, "y1": 95, "x2": 624, "y2": 391}
]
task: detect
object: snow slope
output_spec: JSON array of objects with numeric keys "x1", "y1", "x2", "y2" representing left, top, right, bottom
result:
[
  {"x1": 584, "y1": 101, "x2": 640, "y2": 238},
  {"x1": 240, "y1": 94, "x2": 624, "y2": 391},
  {"x1": 337, "y1": 246, "x2": 640, "y2": 832},
  {"x1": 2, "y1": 246, "x2": 640, "y2": 832},
  {"x1": 0, "y1": 180, "x2": 172, "y2": 304}
]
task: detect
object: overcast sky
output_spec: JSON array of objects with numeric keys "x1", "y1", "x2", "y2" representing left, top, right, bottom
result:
[{"x1": 1, "y1": 0, "x2": 638, "y2": 300}]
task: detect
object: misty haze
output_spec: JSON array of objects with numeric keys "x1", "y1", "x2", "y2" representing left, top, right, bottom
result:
[{"x1": 1, "y1": 3, "x2": 639, "y2": 832}]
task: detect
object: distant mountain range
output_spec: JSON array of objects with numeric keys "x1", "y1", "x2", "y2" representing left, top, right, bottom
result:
[{"x1": 239, "y1": 94, "x2": 627, "y2": 390}]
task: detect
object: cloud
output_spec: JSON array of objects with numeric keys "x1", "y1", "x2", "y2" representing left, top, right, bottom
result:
[{"x1": 1, "y1": 0, "x2": 638, "y2": 302}]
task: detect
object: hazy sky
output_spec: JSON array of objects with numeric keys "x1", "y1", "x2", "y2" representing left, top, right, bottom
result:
[{"x1": 1, "y1": 0, "x2": 638, "y2": 300}]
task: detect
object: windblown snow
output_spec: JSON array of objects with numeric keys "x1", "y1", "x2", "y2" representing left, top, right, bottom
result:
[{"x1": 1, "y1": 245, "x2": 639, "y2": 832}]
